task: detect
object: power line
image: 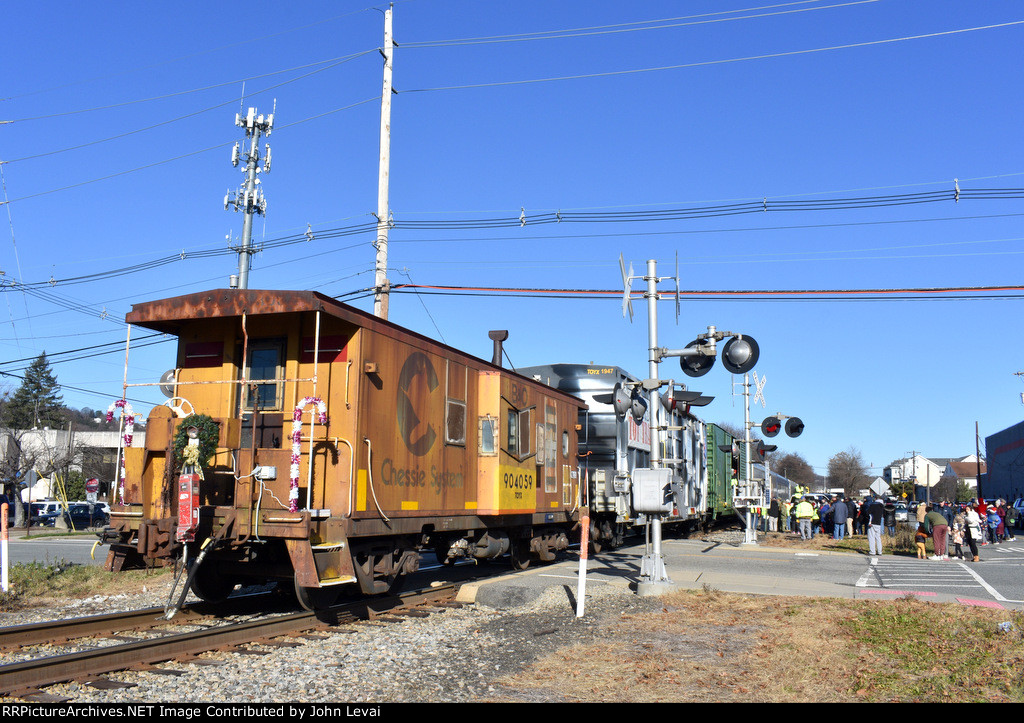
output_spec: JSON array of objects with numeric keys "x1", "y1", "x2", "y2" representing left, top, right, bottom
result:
[
  {"x1": 402, "y1": 20, "x2": 1024, "y2": 93},
  {"x1": 402, "y1": 0, "x2": 879, "y2": 48},
  {"x1": 3, "y1": 183, "x2": 1023, "y2": 290},
  {"x1": 388, "y1": 282, "x2": 1024, "y2": 303}
]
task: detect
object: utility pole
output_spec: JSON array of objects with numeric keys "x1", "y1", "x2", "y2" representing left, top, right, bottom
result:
[
  {"x1": 225, "y1": 105, "x2": 274, "y2": 289},
  {"x1": 976, "y1": 422, "x2": 984, "y2": 500},
  {"x1": 374, "y1": 4, "x2": 395, "y2": 319},
  {"x1": 906, "y1": 450, "x2": 918, "y2": 502}
]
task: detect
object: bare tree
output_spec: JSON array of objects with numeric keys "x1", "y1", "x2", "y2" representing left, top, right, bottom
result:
[
  {"x1": 775, "y1": 451, "x2": 816, "y2": 492},
  {"x1": 827, "y1": 448, "x2": 870, "y2": 498}
]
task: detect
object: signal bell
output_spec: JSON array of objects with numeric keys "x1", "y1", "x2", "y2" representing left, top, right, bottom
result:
[{"x1": 721, "y1": 335, "x2": 760, "y2": 375}]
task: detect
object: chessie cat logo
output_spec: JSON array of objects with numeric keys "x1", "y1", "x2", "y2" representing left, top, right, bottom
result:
[{"x1": 396, "y1": 352, "x2": 438, "y2": 456}]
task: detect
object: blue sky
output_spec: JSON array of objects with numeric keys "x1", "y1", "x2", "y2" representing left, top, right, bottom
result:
[{"x1": 2, "y1": 0, "x2": 1023, "y2": 479}]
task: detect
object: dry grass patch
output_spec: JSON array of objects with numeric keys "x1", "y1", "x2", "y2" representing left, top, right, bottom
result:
[
  {"x1": 496, "y1": 589, "x2": 1024, "y2": 702},
  {"x1": 0, "y1": 559, "x2": 173, "y2": 612}
]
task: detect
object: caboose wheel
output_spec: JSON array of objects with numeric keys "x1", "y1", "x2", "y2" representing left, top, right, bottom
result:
[
  {"x1": 352, "y1": 548, "x2": 410, "y2": 595},
  {"x1": 294, "y1": 578, "x2": 341, "y2": 611},
  {"x1": 510, "y1": 539, "x2": 531, "y2": 570},
  {"x1": 190, "y1": 564, "x2": 237, "y2": 603},
  {"x1": 433, "y1": 540, "x2": 455, "y2": 566}
]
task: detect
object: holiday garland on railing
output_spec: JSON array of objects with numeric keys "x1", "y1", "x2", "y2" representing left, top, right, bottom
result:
[
  {"x1": 290, "y1": 397, "x2": 328, "y2": 512},
  {"x1": 106, "y1": 399, "x2": 135, "y2": 505}
]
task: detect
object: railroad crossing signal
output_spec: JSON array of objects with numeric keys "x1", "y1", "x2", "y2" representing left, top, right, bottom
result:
[{"x1": 755, "y1": 440, "x2": 777, "y2": 461}]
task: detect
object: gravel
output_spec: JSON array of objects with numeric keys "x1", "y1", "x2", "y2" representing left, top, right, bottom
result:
[
  {"x1": 3, "y1": 528, "x2": 751, "y2": 703},
  {"x1": 1, "y1": 570, "x2": 664, "y2": 703}
]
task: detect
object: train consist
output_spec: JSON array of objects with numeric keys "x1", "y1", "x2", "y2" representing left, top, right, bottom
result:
[
  {"x1": 101, "y1": 289, "x2": 585, "y2": 609},
  {"x1": 100, "y1": 288, "x2": 794, "y2": 608},
  {"x1": 518, "y1": 364, "x2": 794, "y2": 549}
]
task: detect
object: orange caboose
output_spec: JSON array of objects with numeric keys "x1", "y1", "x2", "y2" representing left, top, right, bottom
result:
[{"x1": 104, "y1": 289, "x2": 585, "y2": 608}]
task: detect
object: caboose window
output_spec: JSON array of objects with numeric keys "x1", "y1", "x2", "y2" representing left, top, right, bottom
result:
[
  {"x1": 506, "y1": 407, "x2": 533, "y2": 460},
  {"x1": 479, "y1": 416, "x2": 497, "y2": 456},
  {"x1": 242, "y1": 340, "x2": 285, "y2": 411},
  {"x1": 506, "y1": 409, "x2": 519, "y2": 456},
  {"x1": 446, "y1": 399, "x2": 466, "y2": 445}
]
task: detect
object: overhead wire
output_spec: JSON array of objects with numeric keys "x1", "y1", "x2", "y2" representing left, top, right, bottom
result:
[
  {"x1": 401, "y1": 21, "x2": 1024, "y2": 93},
  {"x1": 401, "y1": 1, "x2": 881, "y2": 48},
  {"x1": 2, "y1": 51, "x2": 376, "y2": 165},
  {"x1": 3, "y1": 184, "x2": 1024, "y2": 290},
  {"x1": 387, "y1": 282, "x2": 1024, "y2": 302}
]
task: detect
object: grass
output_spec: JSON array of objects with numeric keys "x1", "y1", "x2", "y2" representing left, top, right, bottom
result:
[
  {"x1": 760, "y1": 525, "x2": 936, "y2": 556},
  {"x1": 0, "y1": 559, "x2": 172, "y2": 612},
  {"x1": 499, "y1": 589, "x2": 1024, "y2": 702}
]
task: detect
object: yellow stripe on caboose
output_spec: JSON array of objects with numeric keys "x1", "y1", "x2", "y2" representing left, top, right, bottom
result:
[{"x1": 356, "y1": 469, "x2": 367, "y2": 512}]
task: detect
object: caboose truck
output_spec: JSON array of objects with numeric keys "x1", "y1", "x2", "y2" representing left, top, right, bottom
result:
[{"x1": 102, "y1": 289, "x2": 585, "y2": 609}]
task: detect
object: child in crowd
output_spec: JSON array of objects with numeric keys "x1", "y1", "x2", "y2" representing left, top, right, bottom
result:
[
  {"x1": 950, "y1": 512, "x2": 966, "y2": 561},
  {"x1": 915, "y1": 523, "x2": 929, "y2": 559}
]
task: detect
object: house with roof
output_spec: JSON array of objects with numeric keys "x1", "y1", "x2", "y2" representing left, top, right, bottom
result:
[
  {"x1": 944, "y1": 457, "x2": 986, "y2": 491},
  {"x1": 883, "y1": 454, "x2": 984, "y2": 501}
]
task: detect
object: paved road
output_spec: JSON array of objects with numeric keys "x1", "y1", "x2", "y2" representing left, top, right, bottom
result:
[
  {"x1": 1, "y1": 530, "x2": 107, "y2": 568},
  {"x1": 464, "y1": 537, "x2": 1024, "y2": 612}
]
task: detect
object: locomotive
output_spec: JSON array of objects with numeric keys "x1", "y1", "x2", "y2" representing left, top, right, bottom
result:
[
  {"x1": 518, "y1": 364, "x2": 772, "y2": 549},
  {"x1": 101, "y1": 289, "x2": 586, "y2": 609}
]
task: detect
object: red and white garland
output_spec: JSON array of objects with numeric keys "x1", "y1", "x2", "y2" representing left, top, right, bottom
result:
[
  {"x1": 290, "y1": 397, "x2": 328, "y2": 512},
  {"x1": 106, "y1": 399, "x2": 135, "y2": 505}
]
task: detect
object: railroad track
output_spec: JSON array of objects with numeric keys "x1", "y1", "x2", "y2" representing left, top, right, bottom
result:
[
  {"x1": 0, "y1": 583, "x2": 462, "y2": 701},
  {"x1": 0, "y1": 592, "x2": 285, "y2": 652}
]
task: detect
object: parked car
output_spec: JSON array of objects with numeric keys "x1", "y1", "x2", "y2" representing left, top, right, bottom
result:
[
  {"x1": 28, "y1": 501, "x2": 109, "y2": 529},
  {"x1": 28, "y1": 501, "x2": 61, "y2": 526},
  {"x1": 894, "y1": 503, "x2": 909, "y2": 523},
  {"x1": 1011, "y1": 498, "x2": 1024, "y2": 530},
  {"x1": 60, "y1": 502, "x2": 109, "y2": 529}
]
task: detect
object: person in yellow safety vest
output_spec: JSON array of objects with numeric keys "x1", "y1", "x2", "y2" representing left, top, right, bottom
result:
[{"x1": 795, "y1": 497, "x2": 815, "y2": 540}]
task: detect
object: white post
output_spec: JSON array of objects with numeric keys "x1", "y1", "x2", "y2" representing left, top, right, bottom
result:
[
  {"x1": 576, "y1": 503, "x2": 589, "y2": 617},
  {"x1": 1, "y1": 503, "x2": 8, "y2": 592}
]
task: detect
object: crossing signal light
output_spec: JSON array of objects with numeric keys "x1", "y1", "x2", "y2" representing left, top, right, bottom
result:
[
  {"x1": 755, "y1": 440, "x2": 777, "y2": 461},
  {"x1": 785, "y1": 417, "x2": 805, "y2": 438},
  {"x1": 761, "y1": 416, "x2": 781, "y2": 437},
  {"x1": 680, "y1": 339, "x2": 715, "y2": 377}
]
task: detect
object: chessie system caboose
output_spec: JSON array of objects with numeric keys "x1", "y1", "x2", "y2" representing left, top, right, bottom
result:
[{"x1": 103, "y1": 289, "x2": 585, "y2": 609}]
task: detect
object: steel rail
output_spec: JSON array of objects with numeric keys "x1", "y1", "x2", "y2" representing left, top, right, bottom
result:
[
  {"x1": 0, "y1": 584, "x2": 459, "y2": 698},
  {"x1": 0, "y1": 592, "x2": 281, "y2": 652},
  {"x1": 0, "y1": 606, "x2": 200, "y2": 651}
]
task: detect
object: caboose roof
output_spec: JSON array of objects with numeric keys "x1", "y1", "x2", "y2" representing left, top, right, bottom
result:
[
  {"x1": 125, "y1": 288, "x2": 584, "y2": 406},
  {"x1": 126, "y1": 288, "x2": 348, "y2": 333}
]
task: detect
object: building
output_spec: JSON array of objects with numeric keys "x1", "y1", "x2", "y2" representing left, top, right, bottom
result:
[
  {"x1": 0, "y1": 427, "x2": 145, "y2": 501},
  {"x1": 883, "y1": 453, "x2": 983, "y2": 501},
  {"x1": 984, "y1": 421, "x2": 1024, "y2": 502}
]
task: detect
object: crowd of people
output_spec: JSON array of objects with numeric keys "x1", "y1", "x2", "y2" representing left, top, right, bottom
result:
[{"x1": 759, "y1": 494, "x2": 1018, "y2": 560}]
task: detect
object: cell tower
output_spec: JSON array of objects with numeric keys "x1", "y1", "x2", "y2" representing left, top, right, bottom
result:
[{"x1": 224, "y1": 104, "x2": 274, "y2": 289}]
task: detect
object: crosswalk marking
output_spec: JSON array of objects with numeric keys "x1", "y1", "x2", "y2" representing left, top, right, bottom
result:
[{"x1": 858, "y1": 558, "x2": 988, "y2": 593}]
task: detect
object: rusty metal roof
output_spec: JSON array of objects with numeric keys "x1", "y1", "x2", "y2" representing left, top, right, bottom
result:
[{"x1": 126, "y1": 289, "x2": 349, "y2": 334}]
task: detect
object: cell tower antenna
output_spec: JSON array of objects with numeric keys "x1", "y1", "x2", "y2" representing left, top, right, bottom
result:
[{"x1": 224, "y1": 100, "x2": 274, "y2": 289}]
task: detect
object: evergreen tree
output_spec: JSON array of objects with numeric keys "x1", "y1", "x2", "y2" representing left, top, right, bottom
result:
[{"x1": 2, "y1": 352, "x2": 64, "y2": 429}]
